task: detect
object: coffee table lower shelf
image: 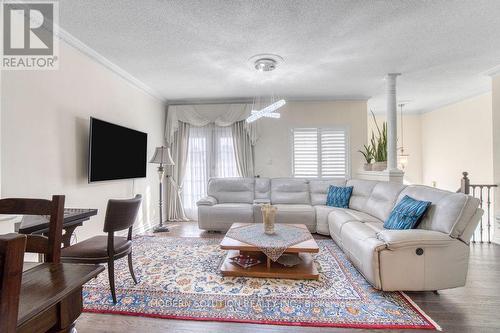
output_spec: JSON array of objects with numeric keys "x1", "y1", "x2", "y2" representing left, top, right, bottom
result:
[{"x1": 220, "y1": 250, "x2": 319, "y2": 280}]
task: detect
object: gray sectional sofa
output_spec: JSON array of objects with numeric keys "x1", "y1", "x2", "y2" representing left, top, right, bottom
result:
[{"x1": 197, "y1": 177, "x2": 482, "y2": 291}]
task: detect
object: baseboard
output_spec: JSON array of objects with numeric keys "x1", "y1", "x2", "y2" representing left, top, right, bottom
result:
[{"x1": 117, "y1": 218, "x2": 158, "y2": 237}]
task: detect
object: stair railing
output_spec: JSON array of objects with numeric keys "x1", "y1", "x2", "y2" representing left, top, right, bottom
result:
[{"x1": 458, "y1": 171, "x2": 497, "y2": 243}]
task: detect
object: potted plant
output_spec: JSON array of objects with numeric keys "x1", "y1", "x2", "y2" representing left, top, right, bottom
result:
[
  {"x1": 370, "y1": 111, "x2": 388, "y2": 171},
  {"x1": 358, "y1": 144, "x2": 374, "y2": 171}
]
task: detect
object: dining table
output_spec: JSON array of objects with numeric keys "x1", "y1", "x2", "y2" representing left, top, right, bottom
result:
[{"x1": 14, "y1": 208, "x2": 98, "y2": 247}]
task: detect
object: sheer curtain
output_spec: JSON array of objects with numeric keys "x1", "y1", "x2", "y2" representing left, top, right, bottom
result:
[
  {"x1": 183, "y1": 124, "x2": 238, "y2": 219},
  {"x1": 232, "y1": 121, "x2": 254, "y2": 177}
]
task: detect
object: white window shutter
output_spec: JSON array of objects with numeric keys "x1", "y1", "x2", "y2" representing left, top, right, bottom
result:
[
  {"x1": 293, "y1": 128, "x2": 348, "y2": 178},
  {"x1": 292, "y1": 129, "x2": 319, "y2": 177},
  {"x1": 320, "y1": 129, "x2": 347, "y2": 178}
]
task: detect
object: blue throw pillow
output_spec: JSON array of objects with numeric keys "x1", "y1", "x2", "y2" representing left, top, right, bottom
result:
[
  {"x1": 384, "y1": 195, "x2": 431, "y2": 230},
  {"x1": 326, "y1": 186, "x2": 353, "y2": 208}
]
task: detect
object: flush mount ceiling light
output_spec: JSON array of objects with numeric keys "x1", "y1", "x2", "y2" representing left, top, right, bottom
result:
[
  {"x1": 246, "y1": 54, "x2": 286, "y2": 123},
  {"x1": 254, "y1": 58, "x2": 277, "y2": 72},
  {"x1": 248, "y1": 54, "x2": 284, "y2": 72}
]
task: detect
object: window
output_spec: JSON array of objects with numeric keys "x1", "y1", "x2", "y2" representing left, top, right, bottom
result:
[
  {"x1": 183, "y1": 125, "x2": 238, "y2": 219},
  {"x1": 292, "y1": 128, "x2": 349, "y2": 178}
]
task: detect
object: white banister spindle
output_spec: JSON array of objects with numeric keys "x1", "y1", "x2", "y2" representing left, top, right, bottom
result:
[{"x1": 385, "y1": 73, "x2": 401, "y2": 171}]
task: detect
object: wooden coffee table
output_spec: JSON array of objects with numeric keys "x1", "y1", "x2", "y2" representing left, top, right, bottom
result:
[{"x1": 220, "y1": 223, "x2": 319, "y2": 280}]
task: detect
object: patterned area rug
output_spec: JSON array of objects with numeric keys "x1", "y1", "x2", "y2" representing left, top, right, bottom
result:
[{"x1": 82, "y1": 236, "x2": 440, "y2": 330}]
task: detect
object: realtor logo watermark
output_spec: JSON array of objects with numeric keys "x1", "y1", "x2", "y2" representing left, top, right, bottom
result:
[{"x1": 1, "y1": 1, "x2": 59, "y2": 70}]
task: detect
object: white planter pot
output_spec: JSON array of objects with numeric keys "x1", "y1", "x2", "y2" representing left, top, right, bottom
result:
[{"x1": 372, "y1": 161, "x2": 387, "y2": 171}]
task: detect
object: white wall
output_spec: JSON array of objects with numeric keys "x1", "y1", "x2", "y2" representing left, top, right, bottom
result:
[
  {"x1": 254, "y1": 100, "x2": 367, "y2": 178},
  {"x1": 421, "y1": 93, "x2": 493, "y2": 191},
  {"x1": 1, "y1": 42, "x2": 165, "y2": 240},
  {"x1": 368, "y1": 94, "x2": 492, "y2": 190}
]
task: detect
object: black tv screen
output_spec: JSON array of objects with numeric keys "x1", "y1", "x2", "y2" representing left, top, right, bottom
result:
[{"x1": 88, "y1": 117, "x2": 147, "y2": 182}]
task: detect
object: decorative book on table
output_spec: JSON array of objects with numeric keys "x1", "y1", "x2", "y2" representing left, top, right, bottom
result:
[{"x1": 230, "y1": 255, "x2": 261, "y2": 268}]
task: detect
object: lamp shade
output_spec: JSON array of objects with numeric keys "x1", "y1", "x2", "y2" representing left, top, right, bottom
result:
[{"x1": 149, "y1": 146, "x2": 175, "y2": 165}]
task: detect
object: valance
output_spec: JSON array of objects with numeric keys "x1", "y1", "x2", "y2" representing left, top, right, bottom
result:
[{"x1": 165, "y1": 103, "x2": 258, "y2": 145}]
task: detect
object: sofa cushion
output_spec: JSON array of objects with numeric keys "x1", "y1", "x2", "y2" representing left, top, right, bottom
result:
[
  {"x1": 346, "y1": 179, "x2": 378, "y2": 211},
  {"x1": 255, "y1": 177, "x2": 271, "y2": 200},
  {"x1": 198, "y1": 203, "x2": 254, "y2": 231},
  {"x1": 452, "y1": 195, "x2": 481, "y2": 239},
  {"x1": 377, "y1": 229, "x2": 455, "y2": 250},
  {"x1": 271, "y1": 178, "x2": 310, "y2": 205},
  {"x1": 309, "y1": 179, "x2": 346, "y2": 205},
  {"x1": 326, "y1": 186, "x2": 353, "y2": 208},
  {"x1": 459, "y1": 208, "x2": 483, "y2": 244},
  {"x1": 207, "y1": 177, "x2": 254, "y2": 204},
  {"x1": 384, "y1": 195, "x2": 431, "y2": 230},
  {"x1": 274, "y1": 204, "x2": 316, "y2": 232},
  {"x1": 365, "y1": 221, "x2": 385, "y2": 233},
  {"x1": 328, "y1": 208, "x2": 381, "y2": 248},
  {"x1": 314, "y1": 205, "x2": 339, "y2": 235},
  {"x1": 196, "y1": 196, "x2": 217, "y2": 206},
  {"x1": 397, "y1": 185, "x2": 480, "y2": 237},
  {"x1": 364, "y1": 182, "x2": 406, "y2": 221},
  {"x1": 340, "y1": 221, "x2": 386, "y2": 289}
]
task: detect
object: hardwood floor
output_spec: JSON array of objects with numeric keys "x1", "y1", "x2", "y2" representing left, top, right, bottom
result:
[{"x1": 76, "y1": 222, "x2": 500, "y2": 333}]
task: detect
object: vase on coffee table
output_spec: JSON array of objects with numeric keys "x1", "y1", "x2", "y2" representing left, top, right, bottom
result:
[{"x1": 261, "y1": 204, "x2": 277, "y2": 235}]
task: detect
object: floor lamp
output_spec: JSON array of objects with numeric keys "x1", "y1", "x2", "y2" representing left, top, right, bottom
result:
[{"x1": 149, "y1": 146, "x2": 175, "y2": 233}]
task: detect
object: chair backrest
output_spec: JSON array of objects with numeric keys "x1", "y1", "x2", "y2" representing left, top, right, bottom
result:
[
  {"x1": 0, "y1": 234, "x2": 27, "y2": 333},
  {"x1": 103, "y1": 195, "x2": 142, "y2": 234},
  {"x1": 0, "y1": 196, "x2": 65, "y2": 263}
]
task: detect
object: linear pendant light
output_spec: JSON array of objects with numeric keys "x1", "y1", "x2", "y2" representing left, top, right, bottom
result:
[
  {"x1": 246, "y1": 99, "x2": 286, "y2": 123},
  {"x1": 251, "y1": 111, "x2": 281, "y2": 118}
]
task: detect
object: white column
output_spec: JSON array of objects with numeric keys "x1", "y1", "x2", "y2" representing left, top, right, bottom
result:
[
  {"x1": 491, "y1": 74, "x2": 500, "y2": 244},
  {"x1": 385, "y1": 73, "x2": 401, "y2": 171}
]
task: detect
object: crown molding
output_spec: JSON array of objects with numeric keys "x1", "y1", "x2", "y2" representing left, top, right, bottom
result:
[
  {"x1": 168, "y1": 95, "x2": 370, "y2": 106},
  {"x1": 483, "y1": 65, "x2": 500, "y2": 78},
  {"x1": 11, "y1": 2, "x2": 165, "y2": 102},
  {"x1": 168, "y1": 97, "x2": 253, "y2": 105},
  {"x1": 56, "y1": 28, "x2": 166, "y2": 103},
  {"x1": 369, "y1": 109, "x2": 423, "y2": 116}
]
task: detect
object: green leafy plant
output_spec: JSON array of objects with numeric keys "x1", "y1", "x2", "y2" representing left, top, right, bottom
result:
[
  {"x1": 358, "y1": 144, "x2": 374, "y2": 164},
  {"x1": 370, "y1": 110, "x2": 387, "y2": 162}
]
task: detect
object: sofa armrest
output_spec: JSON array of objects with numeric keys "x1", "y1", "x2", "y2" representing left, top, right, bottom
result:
[
  {"x1": 377, "y1": 229, "x2": 455, "y2": 250},
  {"x1": 196, "y1": 196, "x2": 217, "y2": 206},
  {"x1": 253, "y1": 199, "x2": 271, "y2": 205}
]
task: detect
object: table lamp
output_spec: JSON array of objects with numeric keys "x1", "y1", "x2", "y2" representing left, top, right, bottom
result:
[{"x1": 149, "y1": 146, "x2": 175, "y2": 232}]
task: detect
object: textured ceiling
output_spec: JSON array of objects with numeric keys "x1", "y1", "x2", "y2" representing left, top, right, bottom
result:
[{"x1": 59, "y1": 0, "x2": 500, "y2": 113}]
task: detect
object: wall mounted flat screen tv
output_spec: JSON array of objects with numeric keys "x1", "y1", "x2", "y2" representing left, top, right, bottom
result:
[{"x1": 88, "y1": 117, "x2": 147, "y2": 182}]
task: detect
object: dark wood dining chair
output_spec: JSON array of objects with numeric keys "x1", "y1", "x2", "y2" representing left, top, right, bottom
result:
[
  {"x1": 61, "y1": 194, "x2": 142, "y2": 304},
  {"x1": 0, "y1": 234, "x2": 27, "y2": 333},
  {"x1": 0, "y1": 196, "x2": 65, "y2": 263}
]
